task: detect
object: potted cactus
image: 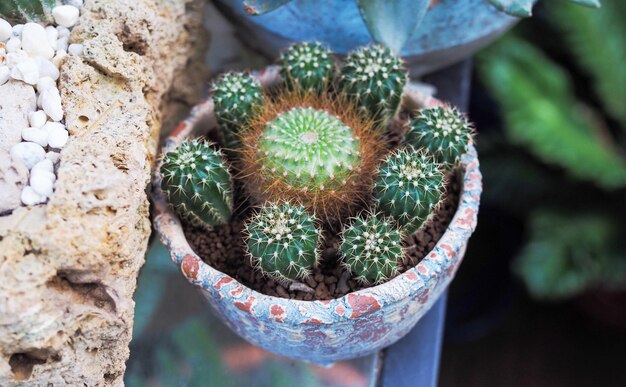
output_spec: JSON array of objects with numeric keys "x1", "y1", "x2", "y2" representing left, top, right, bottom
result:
[{"x1": 152, "y1": 42, "x2": 482, "y2": 365}]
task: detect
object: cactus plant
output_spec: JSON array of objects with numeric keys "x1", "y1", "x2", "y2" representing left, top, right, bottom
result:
[
  {"x1": 160, "y1": 139, "x2": 234, "y2": 230},
  {"x1": 339, "y1": 45, "x2": 408, "y2": 127},
  {"x1": 404, "y1": 105, "x2": 475, "y2": 168},
  {"x1": 339, "y1": 212, "x2": 404, "y2": 284},
  {"x1": 373, "y1": 148, "x2": 445, "y2": 234},
  {"x1": 244, "y1": 201, "x2": 320, "y2": 282},
  {"x1": 280, "y1": 41, "x2": 335, "y2": 94},
  {"x1": 0, "y1": 0, "x2": 56, "y2": 23},
  {"x1": 212, "y1": 72, "x2": 264, "y2": 149}
]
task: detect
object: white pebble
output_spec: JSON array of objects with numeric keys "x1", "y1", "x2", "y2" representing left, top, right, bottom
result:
[
  {"x1": 11, "y1": 24, "x2": 23, "y2": 38},
  {"x1": 67, "y1": 43, "x2": 83, "y2": 56},
  {"x1": 22, "y1": 127, "x2": 49, "y2": 147},
  {"x1": 37, "y1": 76, "x2": 56, "y2": 92},
  {"x1": 21, "y1": 186, "x2": 46, "y2": 206},
  {"x1": 52, "y1": 5, "x2": 80, "y2": 28},
  {"x1": 29, "y1": 110, "x2": 48, "y2": 128},
  {"x1": 41, "y1": 88, "x2": 64, "y2": 121},
  {"x1": 5, "y1": 37, "x2": 21, "y2": 53},
  {"x1": 46, "y1": 151, "x2": 60, "y2": 163},
  {"x1": 35, "y1": 57, "x2": 59, "y2": 80},
  {"x1": 21, "y1": 23, "x2": 55, "y2": 59},
  {"x1": 0, "y1": 66, "x2": 9, "y2": 86},
  {"x1": 47, "y1": 124, "x2": 69, "y2": 148},
  {"x1": 10, "y1": 57, "x2": 39, "y2": 85},
  {"x1": 56, "y1": 26, "x2": 70, "y2": 38},
  {"x1": 52, "y1": 50, "x2": 67, "y2": 68},
  {"x1": 0, "y1": 18, "x2": 11, "y2": 42},
  {"x1": 11, "y1": 142, "x2": 45, "y2": 169},
  {"x1": 56, "y1": 36, "x2": 69, "y2": 52},
  {"x1": 32, "y1": 158, "x2": 54, "y2": 173},
  {"x1": 30, "y1": 169, "x2": 56, "y2": 197},
  {"x1": 45, "y1": 26, "x2": 58, "y2": 48}
]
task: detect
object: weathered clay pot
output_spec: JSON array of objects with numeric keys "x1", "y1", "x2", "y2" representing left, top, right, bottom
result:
[{"x1": 151, "y1": 66, "x2": 482, "y2": 365}]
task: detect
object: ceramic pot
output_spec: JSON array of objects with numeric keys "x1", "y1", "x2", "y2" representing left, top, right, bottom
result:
[
  {"x1": 212, "y1": 0, "x2": 527, "y2": 76},
  {"x1": 151, "y1": 66, "x2": 482, "y2": 365}
]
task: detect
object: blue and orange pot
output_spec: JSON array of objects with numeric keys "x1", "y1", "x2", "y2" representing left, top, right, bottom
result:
[{"x1": 151, "y1": 67, "x2": 482, "y2": 365}]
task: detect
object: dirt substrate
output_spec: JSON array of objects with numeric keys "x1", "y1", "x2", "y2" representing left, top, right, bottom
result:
[{"x1": 184, "y1": 174, "x2": 460, "y2": 301}]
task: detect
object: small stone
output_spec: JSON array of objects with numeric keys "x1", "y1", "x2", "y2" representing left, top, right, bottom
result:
[
  {"x1": 0, "y1": 66, "x2": 9, "y2": 86},
  {"x1": 10, "y1": 57, "x2": 39, "y2": 85},
  {"x1": 37, "y1": 76, "x2": 56, "y2": 92},
  {"x1": 56, "y1": 36, "x2": 69, "y2": 52},
  {"x1": 46, "y1": 151, "x2": 60, "y2": 163},
  {"x1": 5, "y1": 37, "x2": 20, "y2": 53},
  {"x1": 5, "y1": 50, "x2": 27, "y2": 67},
  {"x1": 0, "y1": 153, "x2": 28, "y2": 213},
  {"x1": 11, "y1": 141, "x2": 45, "y2": 169},
  {"x1": 29, "y1": 110, "x2": 47, "y2": 128},
  {"x1": 67, "y1": 43, "x2": 83, "y2": 56},
  {"x1": 21, "y1": 186, "x2": 46, "y2": 206},
  {"x1": 47, "y1": 124, "x2": 69, "y2": 148},
  {"x1": 11, "y1": 24, "x2": 23, "y2": 38},
  {"x1": 22, "y1": 127, "x2": 49, "y2": 147},
  {"x1": 52, "y1": 5, "x2": 80, "y2": 28},
  {"x1": 0, "y1": 19, "x2": 11, "y2": 42},
  {"x1": 21, "y1": 23, "x2": 55, "y2": 59},
  {"x1": 30, "y1": 168, "x2": 56, "y2": 197},
  {"x1": 52, "y1": 50, "x2": 67, "y2": 68},
  {"x1": 32, "y1": 158, "x2": 54, "y2": 173},
  {"x1": 35, "y1": 57, "x2": 59, "y2": 80},
  {"x1": 45, "y1": 26, "x2": 59, "y2": 48},
  {"x1": 41, "y1": 88, "x2": 63, "y2": 121},
  {"x1": 56, "y1": 27, "x2": 70, "y2": 38}
]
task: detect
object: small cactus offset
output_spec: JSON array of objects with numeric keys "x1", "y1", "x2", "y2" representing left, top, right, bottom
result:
[
  {"x1": 340, "y1": 213, "x2": 404, "y2": 284},
  {"x1": 244, "y1": 202, "x2": 320, "y2": 282},
  {"x1": 339, "y1": 45, "x2": 408, "y2": 127},
  {"x1": 280, "y1": 41, "x2": 335, "y2": 94},
  {"x1": 160, "y1": 139, "x2": 234, "y2": 230},
  {"x1": 373, "y1": 148, "x2": 445, "y2": 234},
  {"x1": 212, "y1": 72, "x2": 264, "y2": 149},
  {"x1": 404, "y1": 105, "x2": 475, "y2": 168}
]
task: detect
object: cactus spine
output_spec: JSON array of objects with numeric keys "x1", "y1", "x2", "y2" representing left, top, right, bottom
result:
[
  {"x1": 280, "y1": 41, "x2": 335, "y2": 94},
  {"x1": 212, "y1": 72, "x2": 264, "y2": 149},
  {"x1": 339, "y1": 45, "x2": 408, "y2": 127},
  {"x1": 340, "y1": 213, "x2": 404, "y2": 284},
  {"x1": 160, "y1": 139, "x2": 233, "y2": 229},
  {"x1": 404, "y1": 106, "x2": 474, "y2": 167},
  {"x1": 245, "y1": 202, "x2": 320, "y2": 282},
  {"x1": 373, "y1": 148, "x2": 445, "y2": 234}
]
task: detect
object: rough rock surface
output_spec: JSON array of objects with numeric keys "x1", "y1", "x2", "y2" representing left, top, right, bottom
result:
[{"x1": 0, "y1": 0, "x2": 208, "y2": 385}]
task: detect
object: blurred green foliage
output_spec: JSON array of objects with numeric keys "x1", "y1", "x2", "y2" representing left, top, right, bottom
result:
[
  {"x1": 0, "y1": 0, "x2": 56, "y2": 23},
  {"x1": 477, "y1": 0, "x2": 626, "y2": 299}
]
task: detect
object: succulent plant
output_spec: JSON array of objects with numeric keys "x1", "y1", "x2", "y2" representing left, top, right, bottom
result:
[
  {"x1": 0, "y1": 0, "x2": 56, "y2": 23},
  {"x1": 212, "y1": 72, "x2": 264, "y2": 149},
  {"x1": 339, "y1": 45, "x2": 407, "y2": 128},
  {"x1": 373, "y1": 148, "x2": 445, "y2": 234},
  {"x1": 404, "y1": 106, "x2": 475, "y2": 168},
  {"x1": 160, "y1": 139, "x2": 234, "y2": 230},
  {"x1": 244, "y1": 201, "x2": 320, "y2": 282},
  {"x1": 340, "y1": 212, "x2": 404, "y2": 284},
  {"x1": 280, "y1": 41, "x2": 335, "y2": 94}
]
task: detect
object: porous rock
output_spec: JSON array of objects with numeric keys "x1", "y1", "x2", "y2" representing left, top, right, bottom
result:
[{"x1": 0, "y1": 0, "x2": 208, "y2": 385}]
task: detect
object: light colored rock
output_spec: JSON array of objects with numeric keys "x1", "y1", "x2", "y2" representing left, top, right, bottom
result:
[
  {"x1": 10, "y1": 58, "x2": 39, "y2": 85},
  {"x1": 47, "y1": 125, "x2": 68, "y2": 149},
  {"x1": 29, "y1": 110, "x2": 47, "y2": 128},
  {"x1": 45, "y1": 26, "x2": 59, "y2": 49},
  {"x1": 0, "y1": 66, "x2": 9, "y2": 86},
  {"x1": 30, "y1": 169, "x2": 56, "y2": 197},
  {"x1": 56, "y1": 26, "x2": 70, "y2": 39},
  {"x1": 67, "y1": 43, "x2": 83, "y2": 56},
  {"x1": 45, "y1": 151, "x2": 60, "y2": 163},
  {"x1": 35, "y1": 57, "x2": 59, "y2": 80},
  {"x1": 0, "y1": 19, "x2": 11, "y2": 42},
  {"x1": 5, "y1": 38, "x2": 20, "y2": 53},
  {"x1": 11, "y1": 24, "x2": 23, "y2": 38},
  {"x1": 0, "y1": 1, "x2": 209, "y2": 386},
  {"x1": 52, "y1": 50, "x2": 67, "y2": 68},
  {"x1": 0, "y1": 153, "x2": 28, "y2": 213},
  {"x1": 21, "y1": 23, "x2": 54, "y2": 59},
  {"x1": 21, "y1": 127, "x2": 48, "y2": 147},
  {"x1": 57, "y1": 36, "x2": 69, "y2": 52},
  {"x1": 40, "y1": 87, "x2": 63, "y2": 121},
  {"x1": 36, "y1": 76, "x2": 56, "y2": 92},
  {"x1": 10, "y1": 142, "x2": 45, "y2": 169},
  {"x1": 52, "y1": 5, "x2": 80, "y2": 28},
  {"x1": 32, "y1": 158, "x2": 54, "y2": 173},
  {"x1": 0, "y1": 80, "x2": 36, "y2": 153},
  {"x1": 20, "y1": 186, "x2": 46, "y2": 205}
]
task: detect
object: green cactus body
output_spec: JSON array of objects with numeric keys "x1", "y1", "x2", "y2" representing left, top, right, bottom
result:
[
  {"x1": 212, "y1": 72, "x2": 264, "y2": 149},
  {"x1": 340, "y1": 213, "x2": 404, "y2": 284},
  {"x1": 160, "y1": 139, "x2": 233, "y2": 229},
  {"x1": 404, "y1": 106, "x2": 474, "y2": 167},
  {"x1": 0, "y1": 0, "x2": 56, "y2": 23},
  {"x1": 373, "y1": 149, "x2": 445, "y2": 234},
  {"x1": 245, "y1": 202, "x2": 320, "y2": 281},
  {"x1": 280, "y1": 42, "x2": 335, "y2": 94},
  {"x1": 339, "y1": 45, "x2": 408, "y2": 127},
  {"x1": 257, "y1": 106, "x2": 360, "y2": 191}
]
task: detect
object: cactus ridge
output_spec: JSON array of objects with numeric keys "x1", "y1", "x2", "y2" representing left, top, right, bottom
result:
[
  {"x1": 160, "y1": 139, "x2": 234, "y2": 230},
  {"x1": 339, "y1": 45, "x2": 408, "y2": 127},
  {"x1": 340, "y1": 212, "x2": 404, "y2": 284},
  {"x1": 373, "y1": 148, "x2": 445, "y2": 234},
  {"x1": 404, "y1": 105, "x2": 474, "y2": 167},
  {"x1": 212, "y1": 72, "x2": 264, "y2": 149},
  {"x1": 280, "y1": 41, "x2": 335, "y2": 94},
  {"x1": 244, "y1": 201, "x2": 320, "y2": 282}
]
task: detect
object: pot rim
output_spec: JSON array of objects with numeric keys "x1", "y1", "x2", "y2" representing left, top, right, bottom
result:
[{"x1": 151, "y1": 65, "x2": 482, "y2": 323}]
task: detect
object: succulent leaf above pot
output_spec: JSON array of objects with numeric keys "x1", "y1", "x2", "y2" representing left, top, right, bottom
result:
[{"x1": 152, "y1": 42, "x2": 482, "y2": 365}]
